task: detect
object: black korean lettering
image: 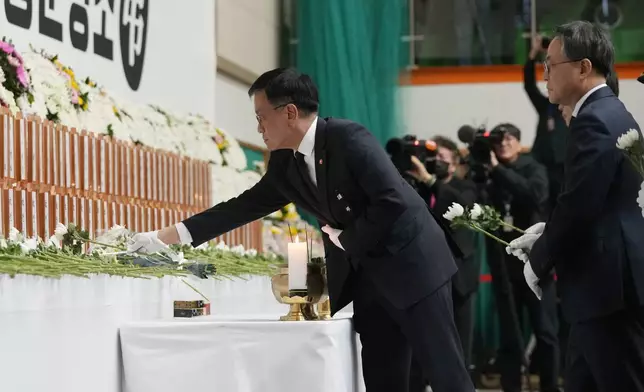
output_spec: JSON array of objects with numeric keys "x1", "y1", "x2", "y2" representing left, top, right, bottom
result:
[
  {"x1": 39, "y1": 0, "x2": 63, "y2": 41},
  {"x1": 69, "y1": 1, "x2": 90, "y2": 51},
  {"x1": 119, "y1": 0, "x2": 148, "y2": 90},
  {"x1": 5, "y1": 0, "x2": 33, "y2": 29},
  {"x1": 93, "y1": 0, "x2": 115, "y2": 60}
]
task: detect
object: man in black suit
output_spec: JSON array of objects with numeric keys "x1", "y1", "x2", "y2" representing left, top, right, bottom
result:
[
  {"x1": 128, "y1": 68, "x2": 475, "y2": 392},
  {"x1": 507, "y1": 21, "x2": 644, "y2": 392}
]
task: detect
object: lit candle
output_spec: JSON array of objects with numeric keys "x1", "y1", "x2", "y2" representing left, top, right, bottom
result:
[{"x1": 288, "y1": 237, "x2": 308, "y2": 292}]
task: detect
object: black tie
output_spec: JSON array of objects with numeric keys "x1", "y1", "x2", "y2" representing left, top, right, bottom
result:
[{"x1": 295, "y1": 152, "x2": 318, "y2": 198}]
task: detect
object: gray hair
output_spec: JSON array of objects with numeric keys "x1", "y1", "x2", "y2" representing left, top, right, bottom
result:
[{"x1": 554, "y1": 21, "x2": 614, "y2": 77}]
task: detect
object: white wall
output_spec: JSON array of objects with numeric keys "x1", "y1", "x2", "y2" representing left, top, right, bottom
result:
[
  {"x1": 216, "y1": 0, "x2": 279, "y2": 76},
  {"x1": 401, "y1": 79, "x2": 644, "y2": 146},
  {"x1": 216, "y1": 72, "x2": 263, "y2": 145}
]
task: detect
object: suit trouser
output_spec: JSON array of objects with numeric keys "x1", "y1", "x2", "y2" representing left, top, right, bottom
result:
[
  {"x1": 352, "y1": 272, "x2": 475, "y2": 392},
  {"x1": 492, "y1": 275, "x2": 560, "y2": 392},
  {"x1": 408, "y1": 289, "x2": 477, "y2": 391},
  {"x1": 565, "y1": 306, "x2": 644, "y2": 392}
]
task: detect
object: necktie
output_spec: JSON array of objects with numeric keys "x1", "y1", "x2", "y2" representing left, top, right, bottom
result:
[
  {"x1": 295, "y1": 152, "x2": 317, "y2": 198},
  {"x1": 430, "y1": 194, "x2": 436, "y2": 209}
]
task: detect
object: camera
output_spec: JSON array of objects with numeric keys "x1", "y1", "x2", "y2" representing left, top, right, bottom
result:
[
  {"x1": 457, "y1": 125, "x2": 507, "y2": 182},
  {"x1": 386, "y1": 135, "x2": 444, "y2": 176}
]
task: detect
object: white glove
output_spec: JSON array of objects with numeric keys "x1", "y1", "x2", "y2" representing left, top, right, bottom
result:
[
  {"x1": 127, "y1": 231, "x2": 168, "y2": 254},
  {"x1": 524, "y1": 262, "x2": 542, "y2": 300},
  {"x1": 321, "y1": 225, "x2": 344, "y2": 250},
  {"x1": 525, "y1": 222, "x2": 546, "y2": 235},
  {"x1": 510, "y1": 247, "x2": 530, "y2": 263},
  {"x1": 505, "y1": 221, "x2": 546, "y2": 256}
]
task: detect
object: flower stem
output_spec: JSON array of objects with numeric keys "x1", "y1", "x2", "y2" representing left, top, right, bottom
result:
[
  {"x1": 470, "y1": 223, "x2": 510, "y2": 246},
  {"x1": 181, "y1": 279, "x2": 210, "y2": 302},
  {"x1": 498, "y1": 221, "x2": 525, "y2": 234}
]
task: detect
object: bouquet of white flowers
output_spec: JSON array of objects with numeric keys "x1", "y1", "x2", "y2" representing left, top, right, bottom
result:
[
  {"x1": 443, "y1": 203, "x2": 525, "y2": 246},
  {"x1": 616, "y1": 129, "x2": 644, "y2": 216}
]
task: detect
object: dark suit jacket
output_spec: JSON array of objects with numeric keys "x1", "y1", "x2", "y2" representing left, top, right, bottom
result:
[
  {"x1": 182, "y1": 118, "x2": 460, "y2": 314},
  {"x1": 530, "y1": 87, "x2": 644, "y2": 323}
]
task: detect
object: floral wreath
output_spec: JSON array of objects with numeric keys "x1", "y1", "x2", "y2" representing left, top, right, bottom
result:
[{"x1": 0, "y1": 39, "x2": 33, "y2": 112}]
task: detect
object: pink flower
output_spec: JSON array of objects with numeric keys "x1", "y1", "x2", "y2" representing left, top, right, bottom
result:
[
  {"x1": 6, "y1": 55, "x2": 20, "y2": 68},
  {"x1": 71, "y1": 90, "x2": 79, "y2": 104},
  {"x1": 16, "y1": 67, "x2": 29, "y2": 87},
  {"x1": 0, "y1": 41, "x2": 14, "y2": 55},
  {"x1": 12, "y1": 50, "x2": 23, "y2": 64}
]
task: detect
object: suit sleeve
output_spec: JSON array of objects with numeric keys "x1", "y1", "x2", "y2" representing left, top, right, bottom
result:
[
  {"x1": 490, "y1": 160, "x2": 549, "y2": 210},
  {"x1": 337, "y1": 124, "x2": 407, "y2": 256},
  {"x1": 181, "y1": 168, "x2": 290, "y2": 247},
  {"x1": 523, "y1": 59, "x2": 549, "y2": 114},
  {"x1": 529, "y1": 115, "x2": 617, "y2": 278}
]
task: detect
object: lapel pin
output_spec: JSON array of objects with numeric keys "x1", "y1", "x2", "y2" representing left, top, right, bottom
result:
[
  {"x1": 319, "y1": 159, "x2": 323, "y2": 165},
  {"x1": 337, "y1": 194, "x2": 343, "y2": 200},
  {"x1": 346, "y1": 206, "x2": 351, "y2": 212}
]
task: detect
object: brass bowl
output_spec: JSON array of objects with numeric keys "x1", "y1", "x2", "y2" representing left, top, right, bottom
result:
[{"x1": 270, "y1": 262, "x2": 328, "y2": 321}]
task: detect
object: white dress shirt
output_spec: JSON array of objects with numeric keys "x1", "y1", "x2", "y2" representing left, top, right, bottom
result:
[
  {"x1": 174, "y1": 117, "x2": 319, "y2": 245},
  {"x1": 571, "y1": 83, "x2": 607, "y2": 118},
  {"x1": 296, "y1": 116, "x2": 318, "y2": 186}
]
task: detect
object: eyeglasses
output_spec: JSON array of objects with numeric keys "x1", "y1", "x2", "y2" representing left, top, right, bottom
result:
[
  {"x1": 543, "y1": 59, "x2": 582, "y2": 74},
  {"x1": 255, "y1": 103, "x2": 292, "y2": 124}
]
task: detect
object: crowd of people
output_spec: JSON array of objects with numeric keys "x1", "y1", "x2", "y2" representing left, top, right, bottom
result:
[{"x1": 126, "y1": 20, "x2": 644, "y2": 392}]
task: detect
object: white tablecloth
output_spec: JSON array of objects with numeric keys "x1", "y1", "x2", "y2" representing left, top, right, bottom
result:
[
  {"x1": 120, "y1": 314, "x2": 365, "y2": 392},
  {"x1": 0, "y1": 273, "x2": 354, "y2": 392}
]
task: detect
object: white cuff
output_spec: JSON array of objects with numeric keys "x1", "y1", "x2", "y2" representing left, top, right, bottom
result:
[{"x1": 175, "y1": 222, "x2": 193, "y2": 245}]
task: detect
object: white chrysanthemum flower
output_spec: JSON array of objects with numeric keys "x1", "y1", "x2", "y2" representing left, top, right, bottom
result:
[
  {"x1": 215, "y1": 241, "x2": 229, "y2": 252},
  {"x1": 638, "y1": 181, "x2": 644, "y2": 218},
  {"x1": 9, "y1": 227, "x2": 22, "y2": 243},
  {"x1": 54, "y1": 223, "x2": 68, "y2": 241},
  {"x1": 231, "y1": 244, "x2": 245, "y2": 256},
  {"x1": 470, "y1": 203, "x2": 484, "y2": 220},
  {"x1": 19, "y1": 237, "x2": 39, "y2": 253},
  {"x1": 245, "y1": 249, "x2": 258, "y2": 258},
  {"x1": 443, "y1": 203, "x2": 465, "y2": 221},
  {"x1": 616, "y1": 129, "x2": 640, "y2": 150},
  {"x1": 46, "y1": 235, "x2": 61, "y2": 249},
  {"x1": 195, "y1": 242, "x2": 209, "y2": 250}
]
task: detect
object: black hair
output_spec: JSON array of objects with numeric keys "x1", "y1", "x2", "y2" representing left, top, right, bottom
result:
[
  {"x1": 492, "y1": 123, "x2": 521, "y2": 141},
  {"x1": 248, "y1": 68, "x2": 319, "y2": 115},
  {"x1": 554, "y1": 21, "x2": 614, "y2": 78},
  {"x1": 433, "y1": 135, "x2": 460, "y2": 163}
]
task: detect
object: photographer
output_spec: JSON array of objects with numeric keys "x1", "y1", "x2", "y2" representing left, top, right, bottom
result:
[
  {"x1": 407, "y1": 136, "x2": 479, "y2": 369},
  {"x1": 524, "y1": 35, "x2": 568, "y2": 216},
  {"x1": 486, "y1": 123, "x2": 560, "y2": 392}
]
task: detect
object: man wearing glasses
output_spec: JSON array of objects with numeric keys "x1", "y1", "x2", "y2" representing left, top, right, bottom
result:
[
  {"x1": 508, "y1": 21, "x2": 644, "y2": 392},
  {"x1": 128, "y1": 68, "x2": 475, "y2": 392}
]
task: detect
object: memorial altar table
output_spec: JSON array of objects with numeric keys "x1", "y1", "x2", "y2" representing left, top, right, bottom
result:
[
  {"x1": 0, "y1": 274, "x2": 344, "y2": 392},
  {"x1": 120, "y1": 314, "x2": 366, "y2": 392}
]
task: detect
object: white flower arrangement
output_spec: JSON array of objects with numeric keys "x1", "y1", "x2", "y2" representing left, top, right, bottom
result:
[
  {"x1": 616, "y1": 129, "x2": 644, "y2": 217},
  {"x1": 443, "y1": 202, "x2": 526, "y2": 246}
]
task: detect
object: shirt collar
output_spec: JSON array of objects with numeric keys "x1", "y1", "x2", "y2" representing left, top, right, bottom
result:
[
  {"x1": 572, "y1": 83, "x2": 607, "y2": 117},
  {"x1": 296, "y1": 116, "x2": 318, "y2": 157}
]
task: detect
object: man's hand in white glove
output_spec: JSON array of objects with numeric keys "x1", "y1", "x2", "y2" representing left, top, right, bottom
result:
[
  {"x1": 505, "y1": 221, "x2": 546, "y2": 256},
  {"x1": 524, "y1": 262, "x2": 542, "y2": 300},
  {"x1": 127, "y1": 231, "x2": 169, "y2": 254},
  {"x1": 321, "y1": 225, "x2": 344, "y2": 250}
]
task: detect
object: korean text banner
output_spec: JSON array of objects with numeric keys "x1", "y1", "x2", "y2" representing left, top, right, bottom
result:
[{"x1": 0, "y1": 0, "x2": 217, "y2": 121}]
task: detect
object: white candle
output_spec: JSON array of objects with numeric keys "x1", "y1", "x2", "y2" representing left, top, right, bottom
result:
[{"x1": 288, "y1": 239, "x2": 308, "y2": 292}]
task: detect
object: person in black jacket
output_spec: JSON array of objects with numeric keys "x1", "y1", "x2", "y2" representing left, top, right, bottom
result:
[
  {"x1": 128, "y1": 68, "x2": 475, "y2": 392},
  {"x1": 406, "y1": 136, "x2": 479, "y2": 371},
  {"x1": 486, "y1": 123, "x2": 560, "y2": 392},
  {"x1": 524, "y1": 35, "x2": 568, "y2": 216}
]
